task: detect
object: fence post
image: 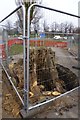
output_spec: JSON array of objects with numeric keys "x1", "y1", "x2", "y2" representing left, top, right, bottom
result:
[
  {"x1": 26, "y1": 3, "x2": 39, "y2": 113},
  {"x1": 22, "y1": 4, "x2": 27, "y2": 111}
]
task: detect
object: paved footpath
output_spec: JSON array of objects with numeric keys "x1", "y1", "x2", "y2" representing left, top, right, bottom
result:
[
  {"x1": 52, "y1": 47, "x2": 78, "y2": 76},
  {"x1": 33, "y1": 88, "x2": 79, "y2": 118}
]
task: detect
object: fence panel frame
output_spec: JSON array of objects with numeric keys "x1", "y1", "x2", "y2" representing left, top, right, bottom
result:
[
  {"x1": 0, "y1": 3, "x2": 26, "y2": 107},
  {"x1": 25, "y1": 3, "x2": 80, "y2": 115},
  {"x1": 0, "y1": 2, "x2": 80, "y2": 117}
]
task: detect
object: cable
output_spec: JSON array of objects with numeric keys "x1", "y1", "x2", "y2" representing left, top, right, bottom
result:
[{"x1": 0, "y1": 6, "x2": 22, "y2": 23}]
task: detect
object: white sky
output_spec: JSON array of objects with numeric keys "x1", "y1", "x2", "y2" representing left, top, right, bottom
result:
[
  {"x1": 41, "y1": 0, "x2": 80, "y2": 27},
  {"x1": 42, "y1": 0, "x2": 79, "y2": 15},
  {"x1": 0, "y1": 0, "x2": 80, "y2": 27},
  {"x1": 0, "y1": 0, "x2": 17, "y2": 21}
]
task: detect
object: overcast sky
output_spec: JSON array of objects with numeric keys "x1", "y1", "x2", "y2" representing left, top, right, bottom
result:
[
  {"x1": 42, "y1": 0, "x2": 80, "y2": 27},
  {"x1": 0, "y1": 0, "x2": 80, "y2": 26},
  {"x1": 42, "y1": 0, "x2": 79, "y2": 15}
]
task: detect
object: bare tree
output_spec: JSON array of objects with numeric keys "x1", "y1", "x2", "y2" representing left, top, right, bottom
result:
[
  {"x1": 64, "y1": 22, "x2": 75, "y2": 33},
  {"x1": 50, "y1": 21, "x2": 75, "y2": 35},
  {"x1": 5, "y1": 20, "x2": 13, "y2": 35},
  {"x1": 43, "y1": 20, "x2": 49, "y2": 32},
  {"x1": 68, "y1": 23, "x2": 74, "y2": 33},
  {"x1": 15, "y1": 0, "x2": 42, "y2": 33},
  {"x1": 51, "y1": 22, "x2": 59, "y2": 32},
  {"x1": 74, "y1": 27, "x2": 80, "y2": 33},
  {"x1": 59, "y1": 23, "x2": 64, "y2": 33},
  {"x1": 13, "y1": 21, "x2": 20, "y2": 35}
]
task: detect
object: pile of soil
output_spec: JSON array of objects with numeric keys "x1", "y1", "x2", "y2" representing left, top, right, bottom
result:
[
  {"x1": 2, "y1": 47, "x2": 79, "y2": 118},
  {"x1": 8, "y1": 47, "x2": 79, "y2": 104},
  {"x1": 2, "y1": 70, "x2": 21, "y2": 118}
]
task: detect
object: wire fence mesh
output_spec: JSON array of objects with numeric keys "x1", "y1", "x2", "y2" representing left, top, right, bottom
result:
[
  {"x1": 0, "y1": 3, "x2": 79, "y2": 113},
  {"x1": 0, "y1": 6, "x2": 25, "y2": 106},
  {"x1": 26, "y1": 5, "x2": 79, "y2": 109}
]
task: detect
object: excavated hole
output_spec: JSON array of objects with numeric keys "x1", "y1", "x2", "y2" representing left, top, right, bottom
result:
[
  {"x1": 36, "y1": 64, "x2": 79, "y2": 92},
  {"x1": 8, "y1": 47, "x2": 79, "y2": 104}
]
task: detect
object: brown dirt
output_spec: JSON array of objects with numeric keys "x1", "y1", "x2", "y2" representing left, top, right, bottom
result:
[
  {"x1": 2, "y1": 70, "x2": 22, "y2": 118},
  {"x1": 2, "y1": 47, "x2": 79, "y2": 118}
]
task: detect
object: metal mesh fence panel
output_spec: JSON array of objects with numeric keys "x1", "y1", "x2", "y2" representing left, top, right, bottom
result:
[
  {"x1": 0, "y1": 3, "x2": 80, "y2": 117},
  {"x1": 0, "y1": 5, "x2": 25, "y2": 106},
  {"x1": 26, "y1": 4, "x2": 79, "y2": 112}
]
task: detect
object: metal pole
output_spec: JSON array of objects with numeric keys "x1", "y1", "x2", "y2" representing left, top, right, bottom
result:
[
  {"x1": 26, "y1": 3, "x2": 38, "y2": 113},
  {"x1": 26, "y1": 4, "x2": 30, "y2": 113},
  {"x1": 22, "y1": 4, "x2": 27, "y2": 110},
  {"x1": 0, "y1": 6, "x2": 22, "y2": 23},
  {"x1": 78, "y1": 2, "x2": 80, "y2": 88},
  {"x1": 26, "y1": 3, "x2": 42, "y2": 113}
]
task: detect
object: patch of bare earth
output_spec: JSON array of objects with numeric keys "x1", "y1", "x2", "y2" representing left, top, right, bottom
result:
[{"x1": 2, "y1": 47, "x2": 79, "y2": 118}]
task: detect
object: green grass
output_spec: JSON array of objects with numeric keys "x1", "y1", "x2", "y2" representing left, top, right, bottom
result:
[{"x1": 9, "y1": 44, "x2": 23, "y2": 55}]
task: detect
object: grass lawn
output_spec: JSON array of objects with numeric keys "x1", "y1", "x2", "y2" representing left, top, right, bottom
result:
[{"x1": 9, "y1": 44, "x2": 23, "y2": 55}]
